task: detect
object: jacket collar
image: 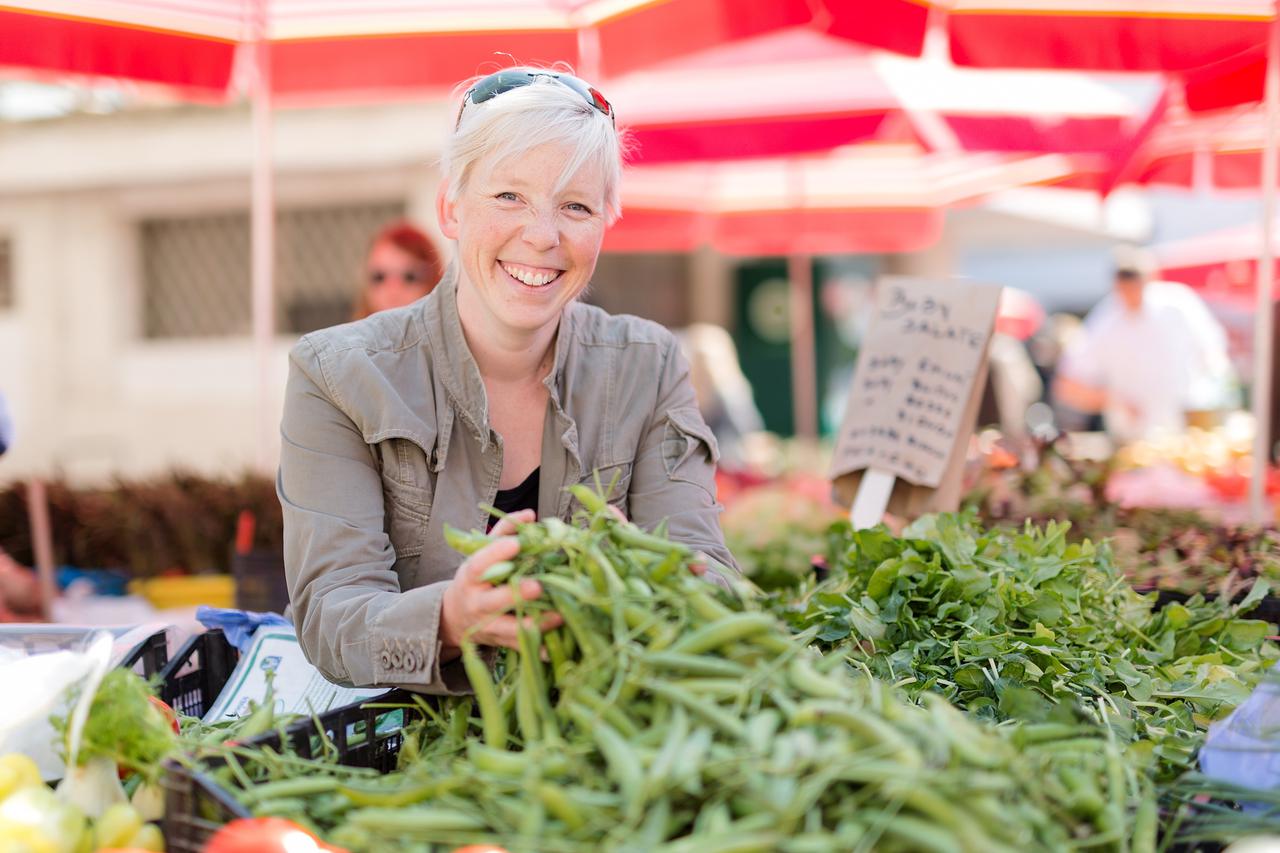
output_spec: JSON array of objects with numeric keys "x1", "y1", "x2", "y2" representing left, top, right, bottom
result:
[{"x1": 422, "y1": 265, "x2": 576, "y2": 454}]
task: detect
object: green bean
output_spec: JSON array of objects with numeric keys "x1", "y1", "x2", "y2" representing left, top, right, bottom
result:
[
  {"x1": 644, "y1": 680, "x2": 747, "y2": 739},
  {"x1": 479, "y1": 559, "x2": 516, "y2": 584},
  {"x1": 345, "y1": 806, "x2": 487, "y2": 834},
  {"x1": 461, "y1": 641, "x2": 508, "y2": 749},
  {"x1": 644, "y1": 651, "x2": 750, "y2": 678},
  {"x1": 646, "y1": 705, "x2": 690, "y2": 794},
  {"x1": 338, "y1": 780, "x2": 443, "y2": 807},
  {"x1": 569, "y1": 703, "x2": 642, "y2": 808},
  {"x1": 878, "y1": 815, "x2": 964, "y2": 853},
  {"x1": 790, "y1": 702, "x2": 923, "y2": 768},
  {"x1": 1131, "y1": 784, "x2": 1157, "y2": 853},
  {"x1": 668, "y1": 613, "x2": 778, "y2": 656},
  {"x1": 252, "y1": 797, "x2": 308, "y2": 817},
  {"x1": 610, "y1": 522, "x2": 693, "y2": 557},
  {"x1": 537, "y1": 782, "x2": 586, "y2": 831},
  {"x1": 788, "y1": 656, "x2": 848, "y2": 700},
  {"x1": 241, "y1": 775, "x2": 339, "y2": 803},
  {"x1": 573, "y1": 684, "x2": 641, "y2": 738}
]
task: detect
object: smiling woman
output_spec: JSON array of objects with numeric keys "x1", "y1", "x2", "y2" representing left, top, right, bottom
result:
[{"x1": 276, "y1": 67, "x2": 737, "y2": 695}]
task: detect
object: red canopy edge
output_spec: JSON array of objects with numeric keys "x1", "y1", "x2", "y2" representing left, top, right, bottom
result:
[
  {"x1": 0, "y1": 7, "x2": 234, "y2": 92},
  {"x1": 820, "y1": 0, "x2": 931, "y2": 58},
  {"x1": 627, "y1": 114, "x2": 889, "y2": 164},
  {"x1": 604, "y1": 207, "x2": 943, "y2": 255},
  {"x1": 597, "y1": 0, "x2": 815, "y2": 76},
  {"x1": 270, "y1": 29, "x2": 581, "y2": 95},
  {"x1": 948, "y1": 13, "x2": 1270, "y2": 71}
]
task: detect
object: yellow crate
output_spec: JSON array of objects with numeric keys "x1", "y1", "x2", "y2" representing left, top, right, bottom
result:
[{"x1": 129, "y1": 575, "x2": 235, "y2": 609}]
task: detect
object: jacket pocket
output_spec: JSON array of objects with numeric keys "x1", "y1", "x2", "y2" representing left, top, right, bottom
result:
[
  {"x1": 573, "y1": 461, "x2": 633, "y2": 515},
  {"x1": 375, "y1": 437, "x2": 433, "y2": 559},
  {"x1": 662, "y1": 406, "x2": 720, "y2": 485}
]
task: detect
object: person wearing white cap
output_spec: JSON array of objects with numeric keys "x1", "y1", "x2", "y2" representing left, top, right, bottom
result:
[{"x1": 1053, "y1": 245, "x2": 1233, "y2": 443}]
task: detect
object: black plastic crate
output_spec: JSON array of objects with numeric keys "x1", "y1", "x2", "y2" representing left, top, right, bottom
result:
[
  {"x1": 122, "y1": 629, "x2": 170, "y2": 678},
  {"x1": 158, "y1": 629, "x2": 240, "y2": 720},
  {"x1": 161, "y1": 688, "x2": 421, "y2": 853}
]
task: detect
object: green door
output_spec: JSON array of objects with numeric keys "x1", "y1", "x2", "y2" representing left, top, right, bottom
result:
[{"x1": 732, "y1": 257, "x2": 874, "y2": 438}]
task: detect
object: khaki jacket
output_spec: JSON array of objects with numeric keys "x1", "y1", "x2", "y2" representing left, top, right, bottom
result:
[{"x1": 278, "y1": 272, "x2": 735, "y2": 693}]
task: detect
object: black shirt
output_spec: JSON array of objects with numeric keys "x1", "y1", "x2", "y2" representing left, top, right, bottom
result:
[{"x1": 487, "y1": 467, "x2": 540, "y2": 531}]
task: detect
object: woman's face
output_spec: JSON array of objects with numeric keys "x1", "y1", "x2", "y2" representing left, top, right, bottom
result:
[
  {"x1": 363, "y1": 240, "x2": 434, "y2": 315},
  {"x1": 441, "y1": 140, "x2": 607, "y2": 340}
]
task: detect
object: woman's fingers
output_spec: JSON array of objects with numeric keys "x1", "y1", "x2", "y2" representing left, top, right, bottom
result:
[
  {"x1": 476, "y1": 613, "x2": 564, "y2": 649},
  {"x1": 462, "y1": 536, "x2": 520, "y2": 583},
  {"x1": 490, "y1": 508, "x2": 536, "y2": 538}
]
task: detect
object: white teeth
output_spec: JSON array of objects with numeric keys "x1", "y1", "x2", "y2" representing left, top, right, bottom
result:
[{"x1": 502, "y1": 263, "x2": 560, "y2": 287}]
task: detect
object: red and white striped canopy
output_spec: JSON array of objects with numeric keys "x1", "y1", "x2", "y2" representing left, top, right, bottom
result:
[
  {"x1": 611, "y1": 26, "x2": 1155, "y2": 164},
  {"x1": 0, "y1": 0, "x2": 815, "y2": 99},
  {"x1": 945, "y1": 0, "x2": 1275, "y2": 72},
  {"x1": 607, "y1": 145, "x2": 1083, "y2": 254}
]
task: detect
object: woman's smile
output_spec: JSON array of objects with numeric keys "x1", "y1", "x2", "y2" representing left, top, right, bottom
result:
[{"x1": 500, "y1": 261, "x2": 564, "y2": 289}]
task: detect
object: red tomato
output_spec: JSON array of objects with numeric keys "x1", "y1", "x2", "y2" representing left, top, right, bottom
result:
[
  {"x1": 204, "y1": 818, "x2": 347, "y2": 853},
  {"x1": 148, "y1": 695, "x2": 181, "y2": 734}
]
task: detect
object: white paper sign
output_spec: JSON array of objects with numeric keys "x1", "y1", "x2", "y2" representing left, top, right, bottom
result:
[
  {"x1": 832, "y1": 277, "x2": 1001, "y2": 488},
  {"x1": 203, "y1": 627, "x2": 387, "y2": 723}
]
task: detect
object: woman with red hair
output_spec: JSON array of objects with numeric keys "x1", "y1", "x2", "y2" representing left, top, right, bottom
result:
[{"x1": 351, "y1": 221, "x2": 446, "y2": 320}]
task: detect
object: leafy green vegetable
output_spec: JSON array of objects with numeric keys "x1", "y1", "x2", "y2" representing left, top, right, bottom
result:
[
  {"x1": 51, "y1": 669, "x2": 176, "y2": 783},
  {"x1": 774, "y1": 512, "x2": 1280, "y2": 779}
]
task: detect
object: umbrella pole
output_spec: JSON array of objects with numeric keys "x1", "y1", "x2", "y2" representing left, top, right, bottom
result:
[
  {"x1": 788, "y1": 254, "x2": 818, "y2": 439},
  {"x1": 1250, "y1": 3, "x2": 1280, "y2": 522},
  {"x1": 251, "y1": 0, "x2": 275, "y2": 474}
]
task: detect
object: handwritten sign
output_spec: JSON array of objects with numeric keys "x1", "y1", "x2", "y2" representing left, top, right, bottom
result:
[{"x1": 832, "y1": 277, "x2": 1001, "y2": 489}]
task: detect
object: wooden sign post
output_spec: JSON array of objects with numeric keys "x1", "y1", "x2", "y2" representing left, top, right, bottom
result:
[{"x1": 831, "y1": 277, "x2": 1003, "y2": 527}]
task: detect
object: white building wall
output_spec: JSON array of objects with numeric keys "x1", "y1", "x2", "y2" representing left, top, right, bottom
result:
[{"x1": 0, "y1": 99, "x2": 453, "y2": 485}]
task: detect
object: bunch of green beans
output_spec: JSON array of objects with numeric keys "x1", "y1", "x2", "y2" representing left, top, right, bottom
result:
[{"x1": 209, "y1": 487, "x2": 1156, "y2": 852}]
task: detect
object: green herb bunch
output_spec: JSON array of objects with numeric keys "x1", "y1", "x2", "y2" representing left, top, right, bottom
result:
[{"x1": 779, "y1": 512, "x2": 1279, "y2": 778}]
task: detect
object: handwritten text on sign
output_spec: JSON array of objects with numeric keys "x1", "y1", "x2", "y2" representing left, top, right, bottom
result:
[{"x1": 833, "y1": 278, "x2": 1001, "y2": 487}]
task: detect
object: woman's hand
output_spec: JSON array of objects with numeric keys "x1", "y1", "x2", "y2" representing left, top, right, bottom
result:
[{"x1": 439, "y1": 509, "x2": 563, "y2": 653}]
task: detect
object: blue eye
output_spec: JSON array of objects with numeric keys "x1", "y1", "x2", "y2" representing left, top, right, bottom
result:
[
  {"x1": 497, "y1": 192, "x2": 518, "y2": 201},
  {"x1": 567, "y1": 202, "x2": 592, "y2": 214}
]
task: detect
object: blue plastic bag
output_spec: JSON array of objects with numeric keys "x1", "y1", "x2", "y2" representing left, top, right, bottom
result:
[
  {"x1": 1200, "y1": 662, "x2": 1280, "y2": 812},
  {"x1": 195, "y1": 606, "x2": 291, "y2": 653}
]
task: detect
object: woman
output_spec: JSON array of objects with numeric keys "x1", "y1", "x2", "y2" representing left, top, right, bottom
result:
[
  {"x1": 278, "y1": 68, "x2": 735, "y2": 693},
  {"x1": 351, "y1": 221, "x2": 445, "y2": 320}
]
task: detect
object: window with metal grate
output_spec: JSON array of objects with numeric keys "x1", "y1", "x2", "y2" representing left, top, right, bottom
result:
[{"x1": 140, "y1": 201, "x2": 406, "y2": 338}]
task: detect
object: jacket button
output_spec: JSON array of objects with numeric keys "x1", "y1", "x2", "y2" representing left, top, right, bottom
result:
[
  {"x1": 390, "y1": 651, "x2": 402, "y2": 669},
  {"x1": 404, "y1": 652, "x2": 419, "y2": 671},
  {"x1": 379, "y1": 651, "x2": 391, "y2": 669}
]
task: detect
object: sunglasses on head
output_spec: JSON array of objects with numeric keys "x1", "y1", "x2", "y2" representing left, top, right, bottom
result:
[
  {"x1": 456, "y1": 69, "x2": 614, "y2": 129},
  {"x1": 368, "y1": 268, "x2": 425, "y2": 286}
]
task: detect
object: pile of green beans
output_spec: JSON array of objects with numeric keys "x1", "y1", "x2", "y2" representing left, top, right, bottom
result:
[{"x1": 209, "y1": 487, "x2": 1156, "y2": 852}]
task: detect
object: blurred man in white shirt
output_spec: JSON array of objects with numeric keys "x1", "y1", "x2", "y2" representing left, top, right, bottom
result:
[{"x1": 1054, "y1": 246, "x2": 1233, "y2": 444}]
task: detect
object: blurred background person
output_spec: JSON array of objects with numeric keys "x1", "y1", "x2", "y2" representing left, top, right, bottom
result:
[
  {"x1": 0, "y1": 389, "x2": 11, "y2": 457},
  {"x1": 676, "y1": 324, "x2": 765, "y2": 470},
  {"x1": 351, "y1": 220, "x2": 446, "y2": 320},
  {"x1": 1053, "y1": 245, "x2": 1233, "y2": 444},
  {"x1": 0, "y1": 391, "x2": 42, "y2": 621}
]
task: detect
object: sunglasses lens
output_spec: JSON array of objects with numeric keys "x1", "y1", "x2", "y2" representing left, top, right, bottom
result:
[
  {"x1": 369, "y1": 271, "x2": 386, "y2": 285},
  {"x1": 458, "y1": 70, "x2": 614, "y2": 128},
  {"x1": 403, "y1": 271, "x2": 420, "y2": 284}
]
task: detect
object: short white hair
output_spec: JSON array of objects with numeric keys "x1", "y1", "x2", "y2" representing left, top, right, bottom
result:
[{"x1": 441, "y1": 67, "x2": 628, "y2": 225}]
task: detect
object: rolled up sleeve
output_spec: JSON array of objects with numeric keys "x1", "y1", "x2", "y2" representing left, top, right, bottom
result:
[
  {"x1": 626, "y1": 337, "x2": 739, "y2": 579},
  {"x1": 278, "y1": 337, "x2": 471, "y2": 694}
]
